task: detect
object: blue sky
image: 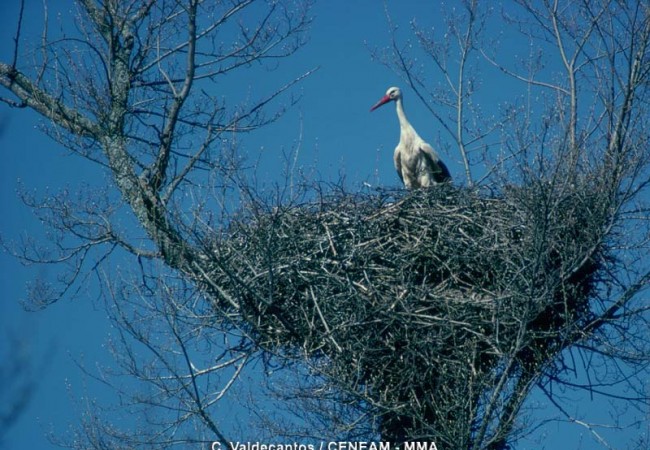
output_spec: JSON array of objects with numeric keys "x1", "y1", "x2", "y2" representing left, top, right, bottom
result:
[{"x1": 0, "y1": 1, "x2": 646, "y2": 449}]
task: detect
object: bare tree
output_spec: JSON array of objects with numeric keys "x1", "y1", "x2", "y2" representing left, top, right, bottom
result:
[
  {"x1": 368, "y1": 0, "x2": 650, "y2": 447},
  {"x1": 2, "y1": 0, "x2": 314, "y2": 447},
  {"x1": 1, "y1": 1, "x2": 649, "y2": 450}
]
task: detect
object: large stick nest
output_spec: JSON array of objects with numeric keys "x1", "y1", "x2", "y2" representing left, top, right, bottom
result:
[{"x1": 203, "y1": 183, "x2": 606, "y2": 440}]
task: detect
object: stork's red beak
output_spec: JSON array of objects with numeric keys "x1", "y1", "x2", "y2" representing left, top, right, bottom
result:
[{"x1": 370, "y1": 94, "x2": 391, "y2": 112}]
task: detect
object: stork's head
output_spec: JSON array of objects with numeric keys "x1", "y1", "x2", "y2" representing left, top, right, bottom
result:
[{"x1": 370, "y1": 86, "x2": 401, "y2": 111}]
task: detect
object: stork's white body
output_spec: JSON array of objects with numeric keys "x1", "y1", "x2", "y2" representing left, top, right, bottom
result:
[{"x1": 371, "y1": 87, "x2": 451, "y2": 189}]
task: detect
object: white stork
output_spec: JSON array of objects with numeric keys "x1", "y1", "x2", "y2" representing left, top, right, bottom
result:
[{"x1": 370, "y1": 86, "x2": 451, "y2": 189}]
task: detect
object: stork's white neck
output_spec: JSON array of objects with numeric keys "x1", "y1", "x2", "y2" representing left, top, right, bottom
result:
[{"x1": 395, "y1": 97, "x2": 417, "y2": 139}]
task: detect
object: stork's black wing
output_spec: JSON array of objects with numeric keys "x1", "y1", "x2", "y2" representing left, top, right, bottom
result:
[{"x1": 419, "y1": 143, "x2": 452, "y2": 183}]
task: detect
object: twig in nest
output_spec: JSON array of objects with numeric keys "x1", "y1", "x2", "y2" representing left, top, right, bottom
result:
[{"x1": 310, "y1": 285, "x2": 343, "y2": 353}]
